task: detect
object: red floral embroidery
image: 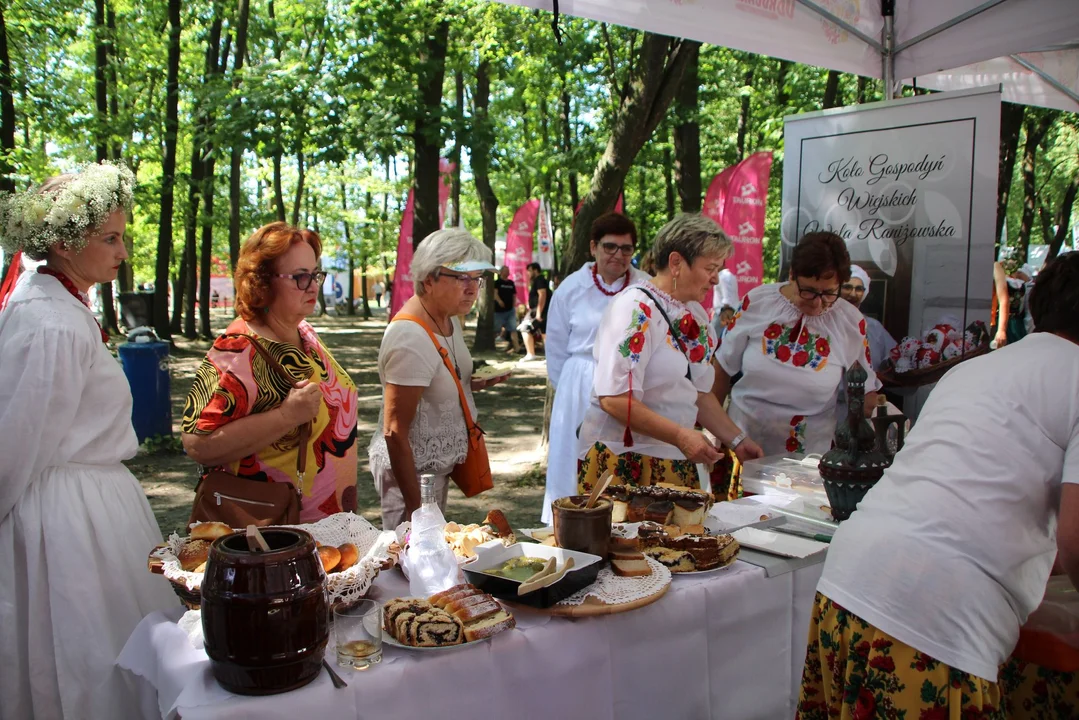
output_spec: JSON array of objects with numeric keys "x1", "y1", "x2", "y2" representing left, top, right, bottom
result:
[
  {"x1": 742, "y1": 295, "x2": 750, "y2": 311},
  {"x1": 815, "y1": 337, "x2": 831, "y2": 356},
  {"x1": 865, "y1": 346, "x2": 872, "y2": 364},
  {"x1": 764, "y1": 323, "x2": 783, "y2": 340},
  {"x1": 638, "y1": 302, "x2": 652, "y2": 318},
  {"x1": 689, "y1": 344, "x2": 705, "y2": 362},
  {"x1": 791, "y1": 415, "x2": 805, "y2": 426},
  {"x1": 859, "y1": 318, "x2": 867, "y2": 335},
  {"x1": 793, "y1": 350, "x2": 809, "y2": 367},
  {"x1": 678, "y1": 314, "x2": 701, "y2": 339},
  {"x1": 629, "y1": 332, "x2": 646, "y2": 354},
  {"x1": 786, "y1": 437, "x2": 800, "y2": 452},
  {"x1": 852, "y1": 689, "x2": 876, "y2": 720},
  {"x1": 798, "y1": 328, "x2": 810, "y2": 345},
  {"x1": 776, "y1": 345, "x2": 791, "y2": 362}
]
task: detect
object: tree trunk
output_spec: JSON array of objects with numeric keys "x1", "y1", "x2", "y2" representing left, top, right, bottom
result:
[
  {"x1": 153, "y1": 0, "x2": 181, "y2": 341},
  {"x1": 271, "y1": 146, "x2": 286, "y2": 221},
  {"x1": 106, "y1": 4, "x2": 134, "y2": 293},
  {"x1": 472, "y1": 59, "x2": 498, "y2": 353},
  {"x1": 360, "y1": 189, "x2": 373, "y2": 319},
  {"x1": 1017, "y1": 112, "x2": 1055, "y2": 261},
  {"x1": 338, "y1": 180, "x2": 355, "y2": 316},
  {"x1": 735, "y1": 65, "x2": 755, "y2": 162},
  {"x1": 450, "y1": 69, "x2": 463, "y2": 227},
  {"x1": 561, "y1": 84, "x2": 578, "y2": 219},
  {"x1": 565, "y1": 33, "x2": 696, "y2": 275},
  {"x1": 1047, "y1": 178, "x2": 1078, "y2": 260},
  {"x1": 856, "y1": 75, "x2": 867, "y2": 103},
  {"x1": 228, "y1": 0, "x2": 251, "y2": 271},
  {"x1": 411, "y1": 19, "x2": 449, "y2": 248},
  {"x1": 93, "y1": 0, "x2": 120, "y2": 335},
  {"x1": 673, "y1": 41, "x2": 701, "y2": 212},
  {"x1": 170, "y1": 260, "x2": 184, "y2": 335},
  {"x1": 996, "y1": 102, "x2": 1025, "y2": 251},
  {"x1": 291, "y1": 150, "x2": 305, "y2": 226},
  {"x1": 199, "y1": 169, "x2": 215, "y2": 337},
  {"x1": 822, "y1": 69, "x2": 842, "y2": 109},
  {"x1": 0, "y1": 1, "x2": 15, "y2": 193}
]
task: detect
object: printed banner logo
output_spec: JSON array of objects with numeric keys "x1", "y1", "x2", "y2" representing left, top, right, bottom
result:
[{"x1": 736, "y1": 0, "x2": 796, "y2": 21}]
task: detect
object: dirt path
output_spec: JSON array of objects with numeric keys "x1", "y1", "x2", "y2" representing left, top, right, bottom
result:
[{"x1": 128, "y1": 307, "x2": 551, "y2": 536}]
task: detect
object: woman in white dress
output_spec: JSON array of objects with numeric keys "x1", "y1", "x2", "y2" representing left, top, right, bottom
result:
[
  {"x1": 576, "y1": 214, "x2": 763, "y2": 495},
  {"x1": 0, "y1": 163, "x2": 176, "y2": 719},
  {"x1": 368, "y1": 229, "x2": 504, "y2": 529},
  {"x1": 541, "y1": 212, "x2": 650, "y2": 524},
  {"x1": 716, "y1": 232, "x2": 880, "y2": 473}
]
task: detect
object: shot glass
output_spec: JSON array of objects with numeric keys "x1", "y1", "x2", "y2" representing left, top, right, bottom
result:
[{"x1": 333, "y1": 600, "x2": 382, "y2": 670}]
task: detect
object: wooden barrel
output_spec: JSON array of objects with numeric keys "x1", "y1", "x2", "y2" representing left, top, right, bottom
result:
[{"x1": 201, "y1": 528, "x2": 328, "y2": 695}]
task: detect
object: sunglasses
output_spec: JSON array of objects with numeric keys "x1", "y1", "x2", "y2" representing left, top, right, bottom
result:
[
  {"x1": 438, "y1": 268, "x2": 487, "y2": 289},
  {"x1": 275, "y1": 270, "x2": 327, "y2": 291},
  {"x1": 797, "y1": 282, "x2": 841, "y2": 304},
  {"x1": 598, "y1": 242, "x2": 635, "y2": 257}
]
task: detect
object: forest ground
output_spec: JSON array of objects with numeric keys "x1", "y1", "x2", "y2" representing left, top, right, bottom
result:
[{"x1": 128, "y1": 306, "x2": 550, "y2": 537}]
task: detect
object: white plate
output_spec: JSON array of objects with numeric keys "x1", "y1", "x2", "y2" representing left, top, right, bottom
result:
[
  {"x1": 382, "y1": 632, "x2": 496, "y2": 652},
  {"x1": 730, "y1": 527, "x2": 828, "y2": 559}
]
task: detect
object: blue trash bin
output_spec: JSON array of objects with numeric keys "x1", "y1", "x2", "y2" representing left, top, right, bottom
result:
[{"x1": 118, "y1": 340, "x2": 173, "y2": 443}]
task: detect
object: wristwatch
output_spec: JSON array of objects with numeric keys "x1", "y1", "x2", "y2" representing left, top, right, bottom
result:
[{"x1": 728, "y1": 431, "x2": 747, "y2": 449}]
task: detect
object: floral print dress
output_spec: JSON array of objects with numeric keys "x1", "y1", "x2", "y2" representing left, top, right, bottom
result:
[
  {"x1": 575, "y1": 282, "x2": 717, "y2": 491},
  {"x1": 717, "y1": 282, "x2": 881, "y2": 456}
]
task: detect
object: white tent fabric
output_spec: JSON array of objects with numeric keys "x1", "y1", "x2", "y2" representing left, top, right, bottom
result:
[{"x1": 493, "y1": 0, "x2": 1078, "y2": 112}]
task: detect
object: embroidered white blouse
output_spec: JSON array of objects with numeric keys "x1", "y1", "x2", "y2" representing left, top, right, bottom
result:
[
  {"x1": 717, "y1": 282, "x2": 881, "y2": 456},
  {"x1": 577, "y1": 282, "x2": 717, "y2": 460}
]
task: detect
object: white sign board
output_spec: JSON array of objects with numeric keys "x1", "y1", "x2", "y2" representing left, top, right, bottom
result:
[{"x1": 782, "y1": 87, "x2": 1001, "y2": 346}]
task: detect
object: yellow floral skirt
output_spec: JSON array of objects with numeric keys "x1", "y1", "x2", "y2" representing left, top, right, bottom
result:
[
  {"x1": 797, "y1": 592, "x2": 1005, "y2": 720},
  {"x1": 577, "y1": 442, "x2": 699, "y2": 495},
  {"x1": 999, "y1": 637, "x2": 1079, "y2": 718}
]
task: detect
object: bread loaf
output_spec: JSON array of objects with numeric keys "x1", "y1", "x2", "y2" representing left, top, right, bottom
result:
[
  {"x1": 189, "y1": 522, "x2": 233, "y2": 542},
  {"x1": 463, "y1": 610, "x2": 516, "y2": 642},
  {"x1": 428, "y1": 583, "x2": 473, "y2": 605},
  {"x1": 610, "y1": 550, "x2": 651, "y2": 577},
  {"x1": 336, "y1": 543, "x2": 359, "y2": 572},
  {"x1": 643, "y1": 547, "x2": 695, "y2": 573},
  {"x1": 178, "y1": 539, "x2": 211, "y2": 572},
  {"x1": 317, "y1": 545, "x2": 341, "y2": 572},
  {"x1": 431, "y1": 586, "x2": 484, "y2": 608},
  {"x1": 449, "y1": 598, "x2": 501, "y2": 623}
]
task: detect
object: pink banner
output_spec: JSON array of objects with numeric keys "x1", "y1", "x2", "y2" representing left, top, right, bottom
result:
[
  {"x1": 702, "y1": 151, "x2": 773, "y2": 304},
  {"x1": 505, "y1": 198, "x2": 542, "y2": 307},
  {"x1": 389, "y1": 160, "x2": 455, "y2": 319}
]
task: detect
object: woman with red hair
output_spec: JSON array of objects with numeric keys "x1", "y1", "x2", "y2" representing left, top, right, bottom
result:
[{"x1": 182, "y1": 222, "x2": 359, "y2": 521}]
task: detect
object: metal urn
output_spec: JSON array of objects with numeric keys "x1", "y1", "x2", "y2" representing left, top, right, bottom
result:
[{"x1": 818, "y1": 365, "x2": 891, "y2": 521}]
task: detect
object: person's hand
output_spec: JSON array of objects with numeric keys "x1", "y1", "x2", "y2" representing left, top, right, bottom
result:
[
  {"x1": 676, "y1": 428, "x2": 723, "y2": 465},
  {"x1": 993, "y1": 328, "x2": 1007, "y2": 348},
  {"x1": 280, "y1": 379, "x2": 322, "y2": 425},
  {"x1": 733, "y1": 437, "x2": 764, "y2": 463}
]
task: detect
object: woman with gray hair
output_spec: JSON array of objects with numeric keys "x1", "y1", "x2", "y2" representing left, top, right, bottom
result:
[
  {"x1": 368, "y1": 229, "x2": 502, "y2": 528},
  {"x1": 576, "y1": 214, "x2": 763, "y2": 497}
]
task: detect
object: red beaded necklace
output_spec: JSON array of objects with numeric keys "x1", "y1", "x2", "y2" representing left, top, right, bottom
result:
[
  {"x1": 591, "y1": 264, "x2": 630, "y2": 297},
  {"x1": 37, "y1": 266, "x2": 110, "y2": 343}
]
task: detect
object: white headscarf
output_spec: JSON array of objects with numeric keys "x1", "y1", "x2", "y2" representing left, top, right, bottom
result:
[{"x1": 849, "y1": 264, "x2": 871, "y2": 293}]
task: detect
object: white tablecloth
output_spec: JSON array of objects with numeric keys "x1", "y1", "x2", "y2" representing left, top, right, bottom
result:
[{"x1": 119, "y1": 561, "x2": 822, "y2": 720}]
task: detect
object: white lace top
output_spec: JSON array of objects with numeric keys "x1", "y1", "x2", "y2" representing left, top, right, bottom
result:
[{"x1": 368, "y1": 317, "x2": 476, "y2": 476}]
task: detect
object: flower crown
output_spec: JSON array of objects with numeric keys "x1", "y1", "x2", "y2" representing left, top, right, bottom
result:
[{"x1": 0, "y1": 161, "x2": 135, "y2": 258}]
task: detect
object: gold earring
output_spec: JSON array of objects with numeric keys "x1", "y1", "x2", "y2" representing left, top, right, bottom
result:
[{"x1": 673, "y1": 274, "x2": 678, "y2": 292}]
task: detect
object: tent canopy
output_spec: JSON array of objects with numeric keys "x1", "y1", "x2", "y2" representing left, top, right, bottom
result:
[{"x1": 493, "y1": 0, "x2": 1079, "y2": 112}]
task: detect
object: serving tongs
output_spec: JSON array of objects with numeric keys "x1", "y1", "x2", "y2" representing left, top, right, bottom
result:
[{"x1": 517, "y1": 557, "x2": 575, "y2": 596}]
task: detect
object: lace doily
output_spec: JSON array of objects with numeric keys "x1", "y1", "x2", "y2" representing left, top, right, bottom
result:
[
  {"x1": 555, "y1": 556, "x2": 671, "y2": 607},
  {"x1": 153, "y1": 513, "x2": 396, "y2": 607}
]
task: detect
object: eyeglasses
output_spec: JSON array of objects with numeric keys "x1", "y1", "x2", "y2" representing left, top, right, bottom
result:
[
  {"x1": 797, "y1": 282, "x2": 841, "y2": 304},
  {"x1": 841, "y1": 283, "x2": 866, "y2": 295},
  {"x1": 275, "y1": 271, "x2": 327, "y2": 291},
  {"x1": 438, "y1": 268, "x2": 486, "y2": 289},
  {"x1": 599, "y1": 242, "x2": 635, "y2": 257}
]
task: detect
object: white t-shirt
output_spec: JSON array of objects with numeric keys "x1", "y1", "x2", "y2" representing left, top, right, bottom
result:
[
  {"x1": 368, "y1": 318, "x2": 476, "y2": 476},
  {"x1": 577, "y1": 282, "x2": 717, "y2": 460},
  {"x1": 818, "y1": 332, "x2": 1079, "y2": 681},
  {"x1": 712, "y1": 268, "x2": 740, "y2": 311}
]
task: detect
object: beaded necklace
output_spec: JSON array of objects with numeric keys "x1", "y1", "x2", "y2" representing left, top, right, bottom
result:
[{"x1": 591, "y1": 264, "x2": 630, "y2": 296}]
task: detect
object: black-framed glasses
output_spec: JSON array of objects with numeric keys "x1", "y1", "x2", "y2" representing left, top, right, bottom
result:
[
  {"x1": 275, "y1": 270, "x2": 326, "y2": 291},
  {"x1": 797, "y1": 282, "x2": 841, "y2": 304},
  {"x1": 438, "y1": 268, "x2": 487, "y2": 289},
  {"x1": 841, "y1": 283, "x2": 866, "y2": 295},
  {"x1": 599, "y1": 241, "x2": 635, "y2": 257}
]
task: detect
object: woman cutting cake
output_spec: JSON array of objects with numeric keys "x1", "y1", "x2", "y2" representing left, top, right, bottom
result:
[{"x1": 576, "y1": 214, "x2": 763, "y2": 496}]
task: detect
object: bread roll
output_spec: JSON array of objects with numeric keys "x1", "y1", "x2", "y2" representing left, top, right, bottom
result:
[
  {"x1": 189, "y1": 522, "x2": 233, "y2": 542},
  {"x1": 318, "y1": 545, "x2": 341, "y2": 572},
  {"x1": 178, "y1": 539, "x2": 211, "y2": 572},
  {"x1": 428, "y1": 583, "x2": 474, "y2": 606},
  {"x1": 462, "y1": 610, "x2": 516, "y2": 641},
  {"x1": 337, "y1": 543, "x2": 359, "y2": 571}
]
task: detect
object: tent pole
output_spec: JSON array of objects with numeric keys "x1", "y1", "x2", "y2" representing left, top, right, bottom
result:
[
  {"x1": 882, "y1": 0, "x2": 896, "y2": 100},
  {"x1": 1009, "y1": 54, "x2": 1079, "y2": 107}
]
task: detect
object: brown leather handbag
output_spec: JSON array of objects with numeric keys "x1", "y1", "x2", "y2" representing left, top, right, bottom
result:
[
  {"x1": 393, "y1": 314, "x2": 493, "y2": 497},
  {"x1": 188, "y1": 334, "x2": 311, "y2": 527}
]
